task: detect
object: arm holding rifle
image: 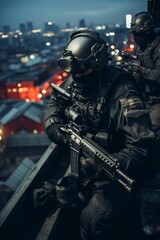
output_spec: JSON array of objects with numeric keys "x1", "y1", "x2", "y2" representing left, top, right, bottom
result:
[
  {"x1": 60, "y1": 121, "x2": 135, "y2": 192},
  {"x1": 43, "y1": 80, "x2": 72, "y2": 144}
]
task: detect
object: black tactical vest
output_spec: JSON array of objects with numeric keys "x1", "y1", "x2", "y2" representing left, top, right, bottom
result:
[
  {"x1": 139, "y1": 36, "x2": 160, "y2": 69},
  {"x1": 64, "y1": 66, "x2": 131, "y2": 134}
]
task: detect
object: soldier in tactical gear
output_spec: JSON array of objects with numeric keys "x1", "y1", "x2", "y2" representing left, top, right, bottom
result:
[
  {"x1": 44, "y1": 29, "x2": 158, "y2": 240},
  {"x1": 131, "y1": 11, "x2": 160, "y2": 237},
  {"x1": 131, "y1": 11, "x2": 160, "y2": 137}
]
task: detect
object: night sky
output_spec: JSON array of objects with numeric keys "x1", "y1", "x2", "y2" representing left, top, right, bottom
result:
[{"x1": 0, "y1": 0, "x2": 147, "y2": 30}]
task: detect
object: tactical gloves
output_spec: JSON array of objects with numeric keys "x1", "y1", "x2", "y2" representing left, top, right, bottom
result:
[
  {"x1": 80, "y1": 156, "x2": 98, "y2": 177},
  {"x1": 33, "y1": 181, "x2": 56, "y2": 208},
  {"x1": 46, "y1": 123, "x2": 67, "y2": 144},
  {"x1": 131, "y1": 62, "x2": 146, "y2": 76}
]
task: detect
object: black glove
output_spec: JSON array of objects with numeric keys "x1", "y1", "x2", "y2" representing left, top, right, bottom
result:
[
  {"x1": 46, "y1": 124, "x2": 67, "y2": 144},
  {"x1": 80, "y1": 156, "x2": 98, "y2": 177},
  {"x1": 33, "y1": 181, "x2": 57, "y2": 208},
  {"x1": 131, "y1": 62, "x2": 146, "y2": 75}
]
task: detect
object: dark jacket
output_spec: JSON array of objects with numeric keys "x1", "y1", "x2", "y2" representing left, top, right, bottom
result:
[
  {"x1": 44, "y1": 66, "x2": 158, "y2": 181},
  {"x1": 138, "y1": 35, "x2": 160, "y2": 98},
  {"x1": 136, "y1": 36, "x2": 160, "y2": 136},
  {"x1": 139, "y1": 36, "x2": 160, "y2": 83}
]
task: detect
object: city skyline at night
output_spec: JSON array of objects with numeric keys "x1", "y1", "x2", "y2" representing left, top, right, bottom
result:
[{"x1": 1, "y1": 0, "x2": 147, "y2": 30}]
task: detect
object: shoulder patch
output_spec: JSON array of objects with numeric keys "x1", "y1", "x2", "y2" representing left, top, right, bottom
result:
[{"x1": 120, "y1": 97, "x2": 144, "y2": 109}]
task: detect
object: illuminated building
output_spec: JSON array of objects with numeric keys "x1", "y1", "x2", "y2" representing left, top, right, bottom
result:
[
  {"x1": 125, "y1": 14, "x2": 132, "y2": 29},
  {"x1": 0, "y1": 100, "x2": 47, "y2": 142}
]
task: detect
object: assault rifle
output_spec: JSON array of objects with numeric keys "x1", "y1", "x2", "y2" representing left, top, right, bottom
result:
[
  {"x1": 60, "y1": 122, "x2": 135, "y2": 192},
  {"x1": 51, "y1": 83, "x2": 136, "y2": 192}
]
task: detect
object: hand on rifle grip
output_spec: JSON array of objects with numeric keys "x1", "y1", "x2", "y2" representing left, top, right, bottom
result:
[
  {"x1": 46, "y1": 123, "x2": 67, "y2": 144},
  {"x1": 80, "y1": 156, "x2": 98, "y2": 177}
]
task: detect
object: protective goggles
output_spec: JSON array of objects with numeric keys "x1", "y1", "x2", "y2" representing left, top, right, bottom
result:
[{"x1": 58, "y1": 43, "x2": 105, "y2": 74}]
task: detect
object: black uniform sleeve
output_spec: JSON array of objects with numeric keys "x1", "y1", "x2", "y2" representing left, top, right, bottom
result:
[
  {"x1": 143, "y1": 57, "x2": 160, "y2": 84},
  {"x1": 43, "y1": 79, "x2": 71, "y2": 141},
  {"x1": 109, "y1": 76, "x2": 158, "y2": 180},
  {"x1": 140, "y1": 40, "x2": 160, "y2": 84}
]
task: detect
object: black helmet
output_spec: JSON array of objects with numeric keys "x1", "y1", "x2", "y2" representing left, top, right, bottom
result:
[
  {"x1": 58, "y1": 29, "x2": 109, "y2": 74},
  {"x1": 131, "y1": 12, "x2": 155, "y2": 35}
]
